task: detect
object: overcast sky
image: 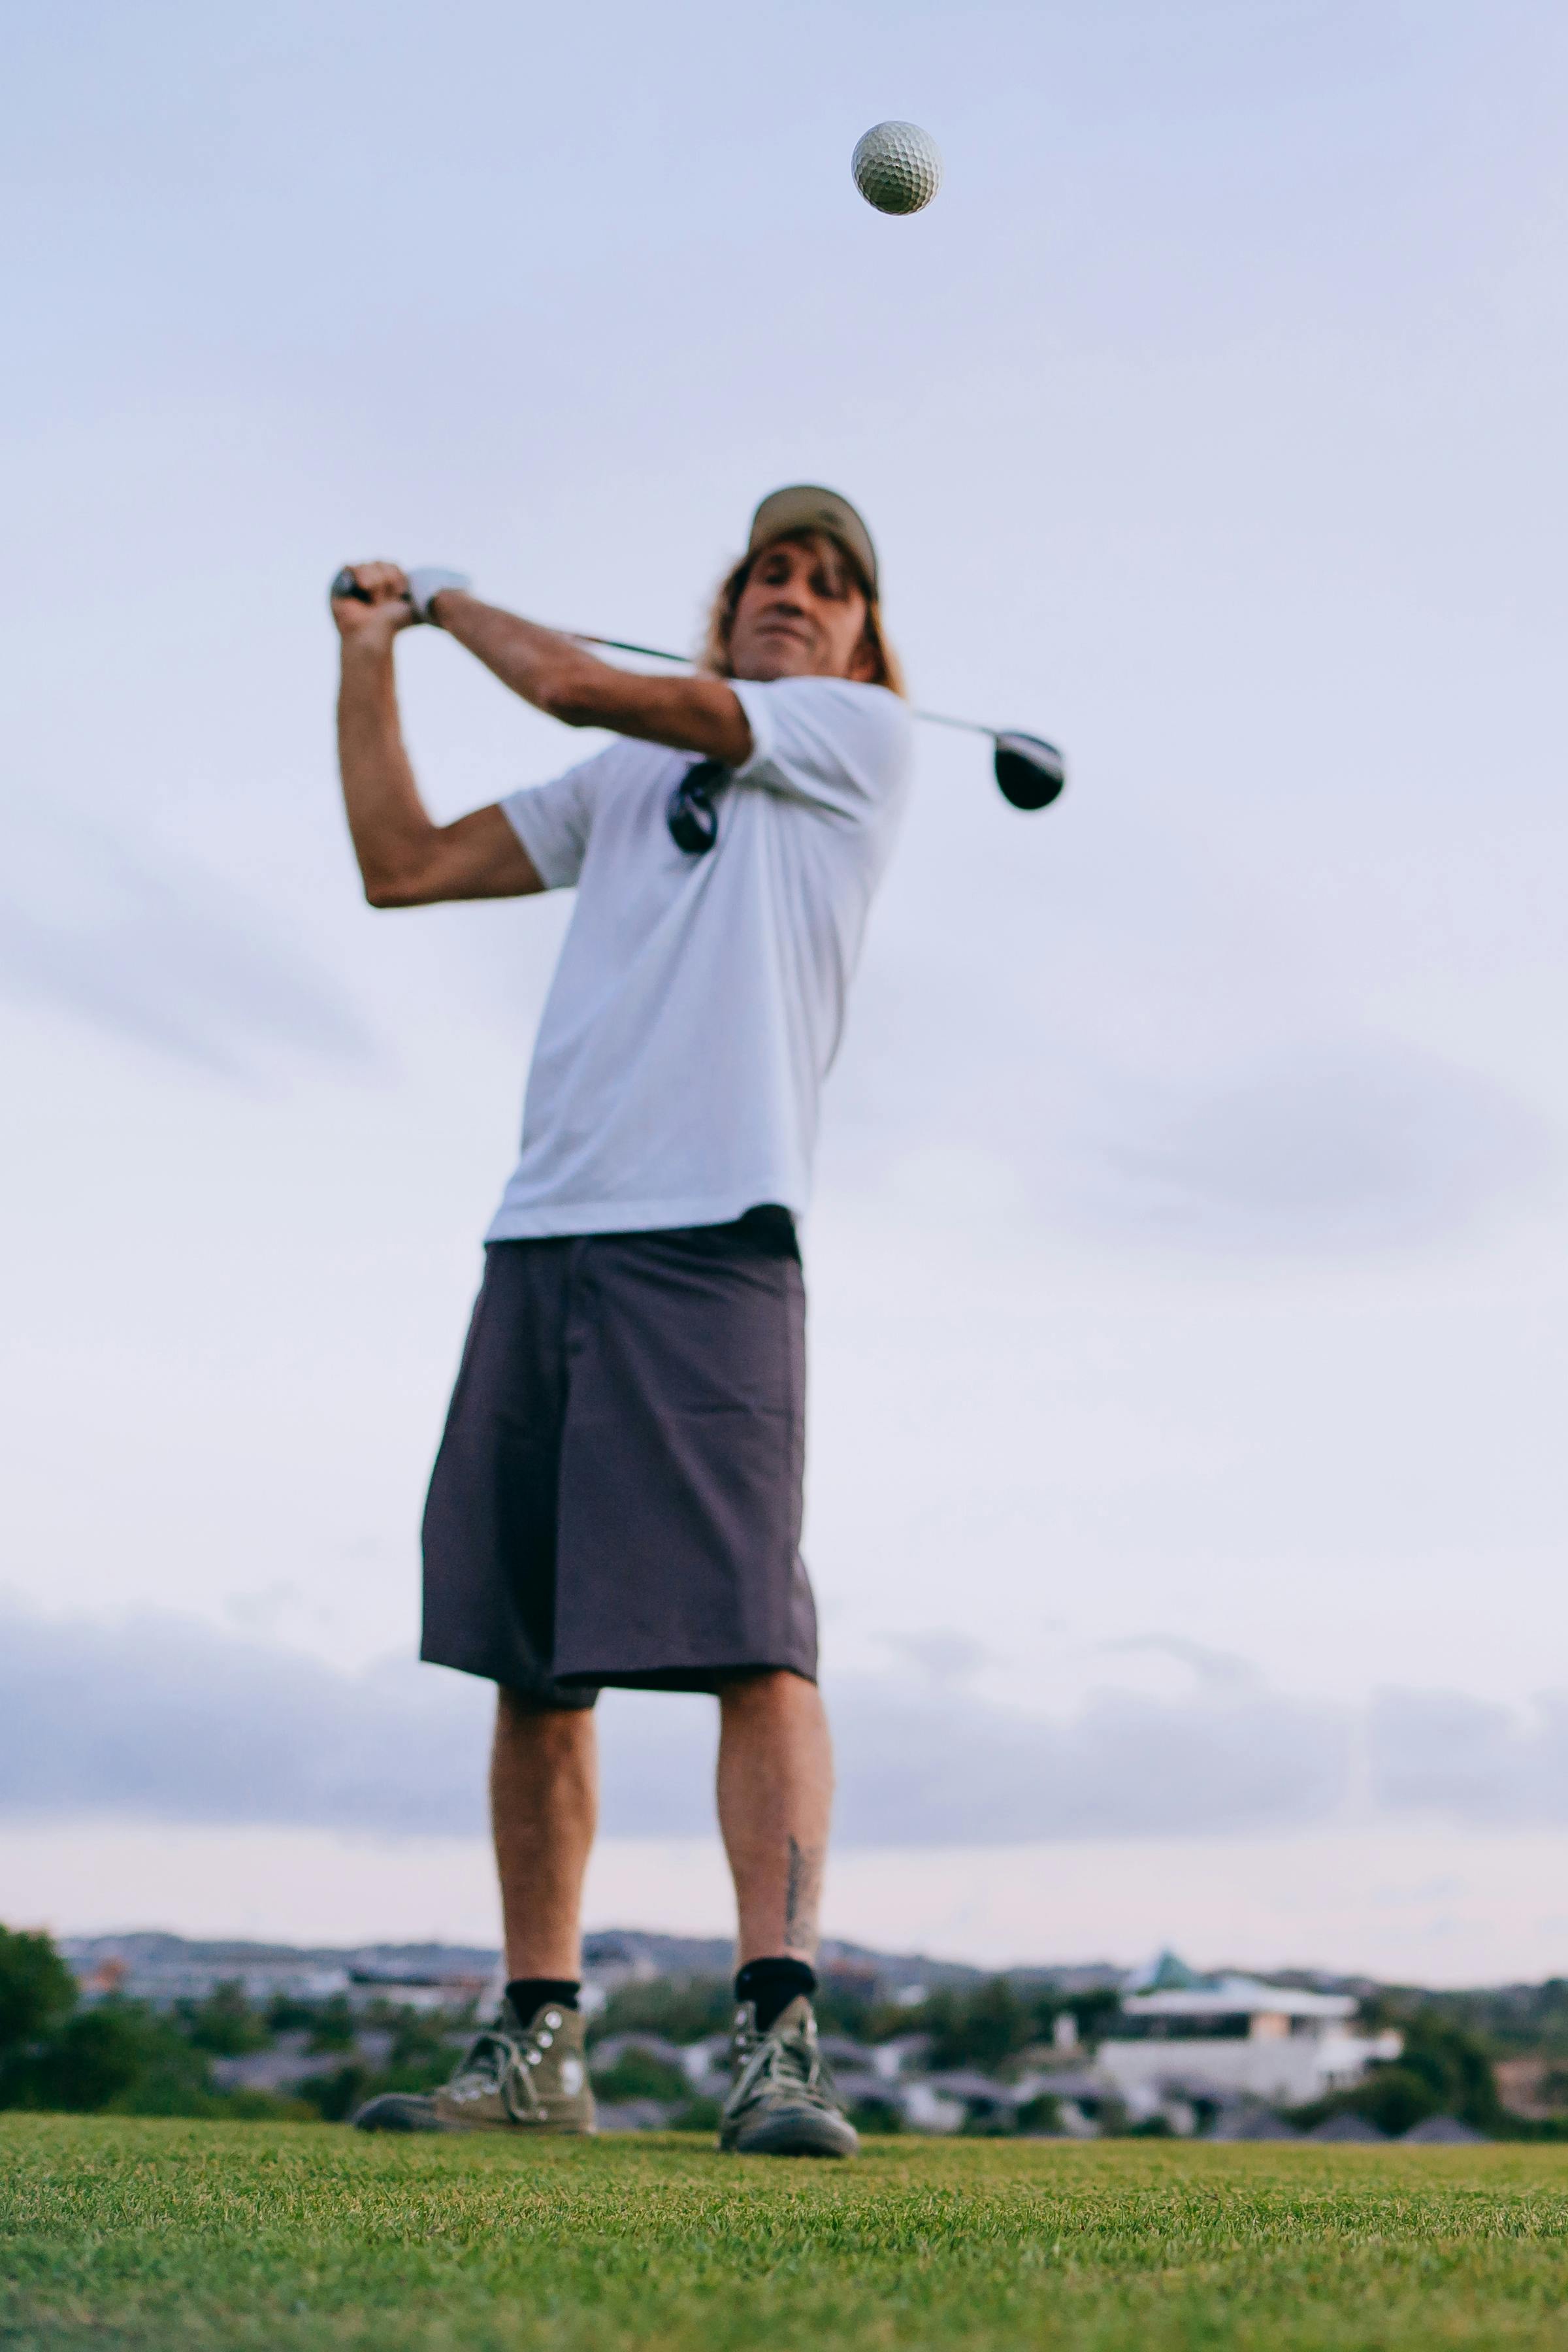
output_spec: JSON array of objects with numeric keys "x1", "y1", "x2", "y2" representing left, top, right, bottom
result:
[{"x1": 4, "y1": 0, "x2": 1566, "y2": 1984}]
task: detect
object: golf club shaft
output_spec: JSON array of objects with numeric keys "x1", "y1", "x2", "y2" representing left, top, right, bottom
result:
[{"x1": 572, "y1": 634, "x2": 995, "y2": 743}]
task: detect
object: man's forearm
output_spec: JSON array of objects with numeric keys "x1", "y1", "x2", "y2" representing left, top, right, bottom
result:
[
  {"x1": 336, "y1": 639, "x2": 439, "y2": 904},
  {"x1": 429, "y1": 593, "x2": 591, "y2": 713},
  {"x1": 431, "y1": 591, "x2": 751, "y2": 762}
]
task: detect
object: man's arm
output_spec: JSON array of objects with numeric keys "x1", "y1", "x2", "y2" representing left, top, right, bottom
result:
[
  {"x1": 428, "y1": 591, "x2": 754, "y2": 765},
  {"x1": 333, "y1": 564, "x2": 543, "y2": 907}
]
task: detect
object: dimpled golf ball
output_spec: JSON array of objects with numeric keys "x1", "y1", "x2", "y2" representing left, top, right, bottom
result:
[{"x1": 852, "y1": 121, "x2": 942, "y2": 216}]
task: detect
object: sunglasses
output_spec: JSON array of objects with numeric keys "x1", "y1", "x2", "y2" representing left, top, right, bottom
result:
[{"x1": 666, "y1": 759, "x2": 730, "y2": 855}]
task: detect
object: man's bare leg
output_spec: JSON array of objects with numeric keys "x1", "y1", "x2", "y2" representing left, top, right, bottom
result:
[
  {"x1": 350, "y1": 1694, "x2": 597, "y2": 2132},
  {"x1": 490, "y1": 1691, "x2": 598, "y2": 1978},
  {"x1": 716, "y1": 1671, "x2": 834, "y2": 1965},
  {"x1": 714, "y1": 1672, "x2": 856, "y2": 2153}
]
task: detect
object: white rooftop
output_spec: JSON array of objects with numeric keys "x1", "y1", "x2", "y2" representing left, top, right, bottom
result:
[
  {"x1": 1120, "y1": 1976, "x2": 1355, "y2": 2021},
  {"x1": 1119, "y1": 1953, "x2": 1356, "y2": 2021}
]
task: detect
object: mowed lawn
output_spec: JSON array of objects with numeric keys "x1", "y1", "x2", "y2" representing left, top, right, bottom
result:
[{"x1": 5, "y1": 2119, "x2": 1568, "y2": 2352}]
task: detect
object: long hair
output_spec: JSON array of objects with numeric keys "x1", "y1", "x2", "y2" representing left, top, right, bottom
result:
[{"x1": 696, "y1": 531, "x2": 907, "y2": 698}]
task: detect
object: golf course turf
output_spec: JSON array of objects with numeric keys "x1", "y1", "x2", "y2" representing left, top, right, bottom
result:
[{"x1": 5, "y1": 2119, "x2": 1568, "y2": 2350}]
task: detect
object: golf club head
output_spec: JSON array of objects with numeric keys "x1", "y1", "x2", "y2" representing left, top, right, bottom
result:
[{"x1": 992, "y1": 732, "x2": 1066, "y2": 811}]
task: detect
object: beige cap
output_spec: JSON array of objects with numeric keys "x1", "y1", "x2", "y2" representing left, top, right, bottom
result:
[{"x1": 746, "y1": 485, "x2": 879, "y2": 596}]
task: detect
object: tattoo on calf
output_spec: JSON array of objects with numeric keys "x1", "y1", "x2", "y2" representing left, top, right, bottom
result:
[{"x1": 783, "y1": 1835, "x2": 823, "y2": 1954}]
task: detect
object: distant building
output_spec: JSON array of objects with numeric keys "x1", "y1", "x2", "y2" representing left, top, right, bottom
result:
[
  {"x1": 580, "y1": 1933, "x2": 663, "y2": 1997},
  {"x1": 347, "y1": 1964, "x2": 490, "y2": 2014},
  {"x1": 1095, "y1": 1952, "x2": 1399, "y2": 2121},
  {"x1": 79, "y1": 1956, "x2": 129, "y2": 1999},
  {"x1": 61, "y1": 1936, "x2": 353, "y2": 2008},
  {"x1": 58, "y1": 1934, "x2": 491, "y2": 2012}
]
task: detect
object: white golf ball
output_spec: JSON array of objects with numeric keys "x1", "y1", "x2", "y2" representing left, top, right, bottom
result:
[{"x1": 852, "y1": 121, "x2": 942, "y2": 216}]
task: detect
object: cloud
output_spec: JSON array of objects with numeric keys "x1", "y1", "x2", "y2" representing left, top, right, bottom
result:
[
  {"x1": 5, "y1": 1605, "x2": 1567, "y2": 1848},
  {"x1": 0, "y1": 1608, "x2": 485, "y2": 1840},
  {"x1": 877, "y1": 1629, "x2": 993, "y2": 1687},
  {"x1": 836, "y1": 906, "x2": 1557, "y2": 1256},
  {"x1": 1367, "y1": 1688, "x2": 1568, "y2": 1825},
  {"x1": 829, "y1": 1667, "x2": 1344, "y2": 1843},
  {"x1": 1, "y1": 806, "x2": 370, "y2": 1074},
  {"x1": 1088, "y1": 1045, "x2": 1558, "y2": 1254},
  {"x1": 1102, "y1": 1636, "x2": 1261, "y2": 1693}
]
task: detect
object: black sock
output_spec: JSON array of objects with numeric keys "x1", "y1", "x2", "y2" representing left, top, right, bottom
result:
[
  {"x1": 735, "y1": 1957, "x2": 817, "y2": 2033},
  {"x1": 505, "y1": 1977, "x2": 580, "y2": 2021}
]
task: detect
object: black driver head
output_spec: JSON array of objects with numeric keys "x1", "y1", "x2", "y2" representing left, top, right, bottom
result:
[{"x1": 992, "y1": 732, "x2": 1066, "y2": 811}]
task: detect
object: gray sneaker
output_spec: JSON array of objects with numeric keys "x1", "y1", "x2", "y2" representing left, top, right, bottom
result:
[
  {"x1": 352, "y1": 1995, "x2": 595, "y2": 2135},
  {"x1": 719, "y1": 1995, "x2": 859, "y2": 2158}
]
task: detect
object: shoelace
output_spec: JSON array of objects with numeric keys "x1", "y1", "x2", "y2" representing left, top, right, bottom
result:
[
  {"x1": 733, "y1": 2021, "x2": 833, "y2": 2111},
  {"x1": 444, "y1": 2025, "x2": 548, "y2": 2120}
]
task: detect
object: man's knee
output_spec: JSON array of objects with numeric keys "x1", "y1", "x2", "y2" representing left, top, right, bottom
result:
[
  {"x1": 719, "y1": 1669, "x2": 823, "y2": 1722},
  {"x1": 495, "y1": 1689, "x2": 596, "y2": 1748}
]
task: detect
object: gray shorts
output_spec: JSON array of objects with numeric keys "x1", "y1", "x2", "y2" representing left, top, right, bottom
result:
[{"x1": 420, "y1": 1211, "x2": 816, "y2": 1706}]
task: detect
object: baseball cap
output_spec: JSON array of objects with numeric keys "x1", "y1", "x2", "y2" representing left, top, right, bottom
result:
[{"x1": 746, "y1": 485, "x2": 879, "y2": 598}]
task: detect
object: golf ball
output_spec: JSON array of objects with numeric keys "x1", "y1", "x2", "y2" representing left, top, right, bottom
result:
[{"x1": 852, "y1": 121, "x2": 942, "y2": 216}]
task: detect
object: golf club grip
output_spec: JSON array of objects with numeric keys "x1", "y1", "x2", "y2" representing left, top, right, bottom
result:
[{"x1": 330, "y1": 567, "x2": 372, "y2": 604}]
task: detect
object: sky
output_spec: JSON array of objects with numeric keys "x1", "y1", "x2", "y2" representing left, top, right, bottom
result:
[{"x1": 3, "y1": 0, "x2": 1566, "y2": 1985}]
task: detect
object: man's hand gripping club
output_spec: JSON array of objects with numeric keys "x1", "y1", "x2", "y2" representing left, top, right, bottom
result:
[
  {"x1": 330, "y1": 560, "x2": 752, "y2": 909},
  {"x1": 330, "y1": 564, "x2": 472, "y2": 627}
]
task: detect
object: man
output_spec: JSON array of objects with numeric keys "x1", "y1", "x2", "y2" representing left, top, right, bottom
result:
[{"x1": 333, "y1": 488, "x2": 911, "y2": 2157}]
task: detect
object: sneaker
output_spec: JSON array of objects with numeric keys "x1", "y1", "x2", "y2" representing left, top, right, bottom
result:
[
  {"x1": 719, "y1": 1995, "x2": 858, "y2": 2158},
  {"x1": 351, "y1": 1994, "x2": 595, "y2": 2135}
]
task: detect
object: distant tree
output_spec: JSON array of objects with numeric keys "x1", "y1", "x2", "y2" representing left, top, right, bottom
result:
[
  {"x1": 0, "y1": 1927, "x2": 76, "y2": 2055},
  {"x1": 1392, "y1": 2012, "x2": 1501, "y2": 2129},
  {"x1": 385, "y1": 2009, "x2": 468, "y2": 2070},
  {"x1": 1290, "y1": 2012, "x2": 1501, "y2": 2138},
  {"x1": 591, "y1": 2048, "x2": 689, "y2": 2102},
  {"x1": 179, "y1": 1982, "x2": 269, "y2": 2056},
  {"x1": 811, "y1": 1980, "x2": 875, "y2": 2037},
  {"x1": 1349, "y1": 2066, "x2": 1442, "y2": 2138},
  {"x1": 298, "y1": 2063, "x2": 376, "y2": 2124},
  {"x1": 668, "y1": 2094, "x2": 722, "y2": 2131},
  {"x1": 859, "y1": 2001, "x2": 929, "y2": 2045},
  {"x1": 1057, "y1": 1988, "x2": 1121, "y2": 2046},
  {"x1": 306, "y1": 1996, "x2": 357, "y2": 2053},
  {"x1": 9, "y1": 2002, "x2": 217, "y2": 2115},
  {"x1": 1359, "y1": 1979, "x2": 1568, "y2": 2062},
  {"x1": 924, "y1": 1980, "x2": 1034, "y2": 2072},
  {"x1": 960, "y1": 2100, "x2": 1019, "y2": 2137},
  {"x1": 267, "y1": 1992, "x2": 325, "y2": 2034},
  {"x1": 847, "y1": 2096, "x2": 903, "y2": 2136},
  {"x1": 590, "y1": 1980, "x2": 732, "y2": 2046}
]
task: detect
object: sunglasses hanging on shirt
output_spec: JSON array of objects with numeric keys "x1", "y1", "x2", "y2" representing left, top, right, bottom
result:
[{"x1": 666, "y1": 759, "x2": 730, "y2": 855}]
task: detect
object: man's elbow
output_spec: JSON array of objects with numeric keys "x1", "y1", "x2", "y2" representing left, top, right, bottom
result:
[
  {"x1": 535, "y1": 660, "x2": 608, "y2": 730},
  {"x1": 362, "y1": 867, "x2": 430, "y2": 909}
]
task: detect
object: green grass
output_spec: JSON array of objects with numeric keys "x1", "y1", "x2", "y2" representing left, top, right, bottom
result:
[{"x1": 5, "y1": 2119, "x2": 1568, "y2": 2351}]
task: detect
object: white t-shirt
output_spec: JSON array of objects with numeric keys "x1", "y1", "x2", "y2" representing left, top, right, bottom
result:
[{"x1": 485, "y1": 675, "x2": 913, "y2": 1240}]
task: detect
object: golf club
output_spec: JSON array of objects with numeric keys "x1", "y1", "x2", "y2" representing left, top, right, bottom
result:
[{"x1": 329, "y1": 572, "x2": 1066, "y2": 810}]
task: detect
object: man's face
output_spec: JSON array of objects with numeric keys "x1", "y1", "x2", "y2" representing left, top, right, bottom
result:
[{"x1": 726, "y1": 532, "x2": 877, "y2": 684}]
